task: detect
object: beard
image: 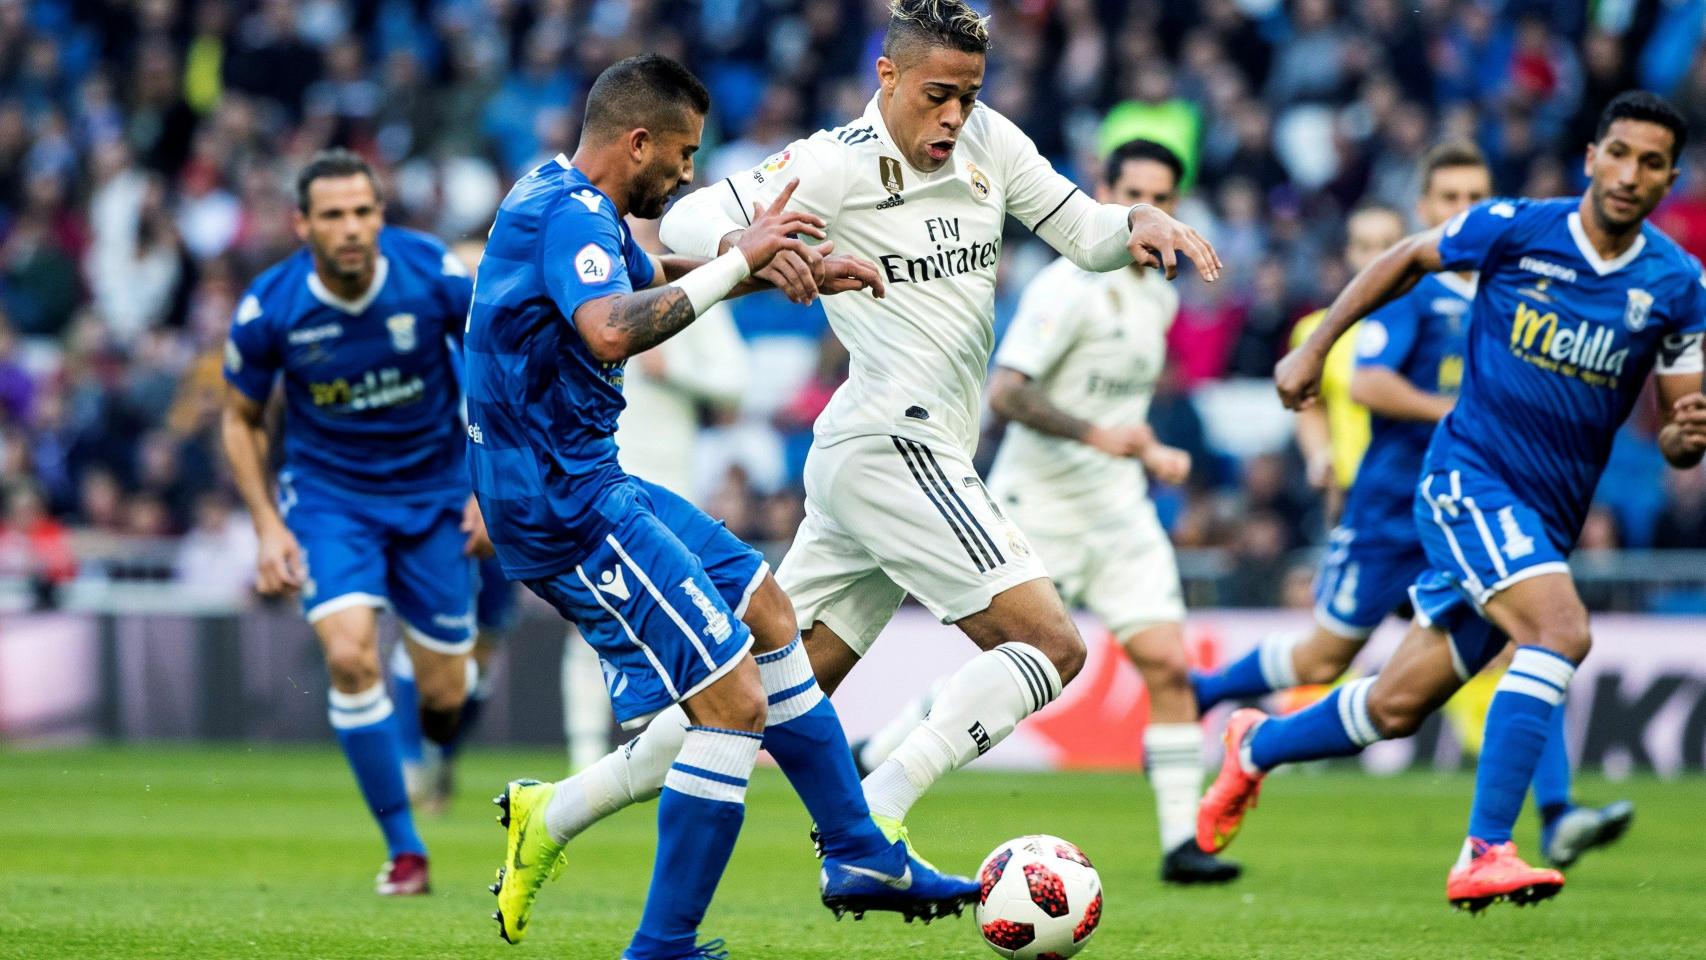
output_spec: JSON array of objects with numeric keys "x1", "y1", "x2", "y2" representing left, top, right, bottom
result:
[{"x1": 630, "y1": 165, "x2": 681, "y2": 220}]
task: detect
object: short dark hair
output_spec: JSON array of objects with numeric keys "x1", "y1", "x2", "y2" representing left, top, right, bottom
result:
[
  {"x1": 296, "y1": 148, "x2": 380, "y2": 213},
  {"x1": 1103, "y1": 138, "x2": 1184, "y2": 191},
  {"x1": 882, "y1": 0, "x2": 990, "y2": 62},
  {"x1": 581, "y1": 54, "x2": 711, "y2": 142},
  {"x1": 1418, "y1": 140, "x2": 1489, "y2": 193},
  {"x1": 1594, "y1": 90, "x2": 1688, "y2": 161}
]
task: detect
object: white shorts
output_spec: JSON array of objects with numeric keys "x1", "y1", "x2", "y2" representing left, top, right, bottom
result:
[
  {"x1": 1014, "y1": 499, "x2": 1185, "y2": 639},
  {"x1": 777, "y1": 433, "x2": 1049, "y2": 656}
]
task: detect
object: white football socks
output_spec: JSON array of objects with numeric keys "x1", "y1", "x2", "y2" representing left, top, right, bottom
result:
[
  {"x1": 562, "y1": 631, "x2": 615, "y2": 772},
  {"x1": 864, "y1": 642, "x2": 1062, "y2": 822},
  {"x1": 1144, "y1": 723, "x2": 1205, "y2": 853},
  {"x1": 545, "y1": 703, "x2": 688, "y2": 844}
]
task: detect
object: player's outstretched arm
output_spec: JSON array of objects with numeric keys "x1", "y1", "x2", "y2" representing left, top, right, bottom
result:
[
  {"x1": 988, "y1": 366, "x2": 1187, "y2": 480},
  {"x1": 1657, "y1": 372, "x2": 1706, "y2": 469},
  {"x1": 1349, "y1": 367, "x2": 1454, "y2": 423},
  {"x1": 578, "y1": 180, "x2": 825, "y2": 362},
  {"x1": 219, "y1": 388, "x2": 304, "y2": 596},
  {"x1": 1275, "y1": 227, "x2": 1446, "y2": 410}
]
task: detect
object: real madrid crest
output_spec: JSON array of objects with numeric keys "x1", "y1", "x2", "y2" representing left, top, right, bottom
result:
[
  {"x1": 967, "y1": 162, "x2": 991, "y2": 202},
  {"x1": 1624, "y1": 288, "x2": 1653, "y2": 331},
  {"x1": 386, "y1": 313, "x2": 418, "y2": 352}
]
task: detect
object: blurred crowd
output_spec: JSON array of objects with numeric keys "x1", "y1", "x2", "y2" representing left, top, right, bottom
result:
[{"x1": 6, "y1": 0, "x2": 1706, "y2": 607}]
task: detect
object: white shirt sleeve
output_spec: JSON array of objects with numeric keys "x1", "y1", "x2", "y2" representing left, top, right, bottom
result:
[
  {"x1": 989, "y1": 108, "x2": 1134, "y2": 273},
  {"x1": 993, "y1": 267, "x2": 1086, "y2": 380},
  {"x1": 659, "y1": 137, "x2": 846, "y2": 258}
]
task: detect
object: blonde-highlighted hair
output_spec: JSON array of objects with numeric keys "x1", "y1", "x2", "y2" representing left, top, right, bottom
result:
[{"x1": 883, "y1": 0, "x2": 990, "y2": 60}]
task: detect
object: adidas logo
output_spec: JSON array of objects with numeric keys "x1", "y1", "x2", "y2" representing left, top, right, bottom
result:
[{"x1": 597, "y1": 567, "x2": 630, "y2": 601}]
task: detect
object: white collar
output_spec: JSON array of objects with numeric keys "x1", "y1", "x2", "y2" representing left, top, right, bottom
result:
[
  {"x1": 555, "y1": 153, "x2": 572, "y2": 170},
  {"x1": 1435, "y1": 271, "x2": 1478, "y2": 300},
  {"x1": 307, "y1": 256, "x2": 390, "y2": 315},
  {"x1": 1567, "y1": 211, "x2": 1646, "y2": 276}
]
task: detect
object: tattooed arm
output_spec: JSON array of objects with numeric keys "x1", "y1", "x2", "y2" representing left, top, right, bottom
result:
[{"x1": 575, "y1": 284, "x2": 700, "y2": 362}]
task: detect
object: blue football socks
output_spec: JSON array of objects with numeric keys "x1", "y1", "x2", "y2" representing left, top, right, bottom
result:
[
  {"x1": 328, "y1": 681, "x2": 424, "y2": 857},
  {"x1": 1467, "y1": 647, "x2": 1577, "y2": 844}
]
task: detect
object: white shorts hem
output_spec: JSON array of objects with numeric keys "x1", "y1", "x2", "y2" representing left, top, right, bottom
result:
[
  {"x1": 403, "y1": 620, "x2": 476, "y2": 656},
  {"x1": 306, "y1": 592, "x2": 389, "y2": 624},
  {"x1": 733, "y1": 561, "x2": 770, "y2": 620},
  {"x1": 1312, "y1": 605, "x2": 1379, "y2": 641},
  {"x1": 617, "y1": 632, "x2": 757, "y2": 731}
]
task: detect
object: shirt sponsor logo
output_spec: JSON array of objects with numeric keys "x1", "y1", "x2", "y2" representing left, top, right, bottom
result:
[
  {"x1": 1624, "y1": 288, "x2": 1654, "y2": 331},
  {"x1": 1519, "y1": 257, "x2": 1578, "y2": 284},
  {"x1": 386, "y1": 313, "x2": 418, "y2": 353},
  {"x1": 467, "y1": 422, "x2": 484, "y2": 444},
  {"x1": 288, "y1": 322, "x2": 345, "y2": 345},
  {"x1": 877, "y1": 216, "x2": 996, "y2": 284},
  {"x1": 309, "y1": 367, "x2": 428, "y2": 410},
  {"x1": 1509, "y1": 303, "x2": 1629, "y2": 387}
]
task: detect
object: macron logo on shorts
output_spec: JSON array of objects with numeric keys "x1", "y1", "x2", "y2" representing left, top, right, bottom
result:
[{"x1": 597, "y1": 567, "x2": 631, "y2": 601}]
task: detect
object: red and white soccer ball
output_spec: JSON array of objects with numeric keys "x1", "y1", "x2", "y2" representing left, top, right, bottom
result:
[{"x1": 974, "y1": 835, "x2": 1103, "y2": 960}]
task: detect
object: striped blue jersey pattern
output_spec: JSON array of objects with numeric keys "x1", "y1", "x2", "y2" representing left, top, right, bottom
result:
[{"x1": 464, "y1": 156, "x2": 658, "y2": 578}]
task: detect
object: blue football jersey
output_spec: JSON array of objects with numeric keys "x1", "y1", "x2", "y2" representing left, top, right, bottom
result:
[
  {"x1": 1340, "y1": 272, "x2": 1473, "y2": 544},
  {"x1": 464, "y1": 156, "x2": 658, "y2": 578},
  {"x1": 1427, "y1": 197, "x2": 1706, "y2": 543},
  {"x1": 224, "y1": 226, "x2": 475, "y2": 496}
]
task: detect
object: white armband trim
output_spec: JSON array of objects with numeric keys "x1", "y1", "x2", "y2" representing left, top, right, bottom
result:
[
  {"x1": 669, "y1": 249, "x2": 751, "y2": 316},
  {"x1": 1657, "y1": 331, "x2": 1705, "y2": 375}
]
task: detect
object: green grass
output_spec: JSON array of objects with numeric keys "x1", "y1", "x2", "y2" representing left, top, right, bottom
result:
[{"x1": 0, "y1": 746, "x2": 1698, "y2": 959}]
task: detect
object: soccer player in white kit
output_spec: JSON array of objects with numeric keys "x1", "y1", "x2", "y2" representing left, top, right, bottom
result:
[
  {"x1": 855, "y1": 139, "x2": 1240, "y2": 883},
  {"x1": 659, "y1": 0, "x2": 1222, "y2": 852}
]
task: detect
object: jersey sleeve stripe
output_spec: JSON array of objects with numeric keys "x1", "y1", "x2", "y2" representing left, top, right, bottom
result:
[
  {"x1": 1031, "y1": 187, "x2": 1081, "y2": 232},
  {"x1": 891, "y1": 436, "x2": 989, "y2": 573},
  {"x1": 911, "y1": 440, "x2": 1006, "y2": 566},
  {"x1": 725, "y1": 178, "x2": 751, "y2": 226}
]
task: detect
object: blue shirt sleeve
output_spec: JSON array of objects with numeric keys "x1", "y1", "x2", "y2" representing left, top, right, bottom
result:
[
  {"x1": 542, "y1": 193, "x2": 638, "y2": 318},
  {"x1": 1355, "y1": 290, "x2": 1421, "y2": 373},
  {"x1": 435, "y1": 247, "x2": 475, "y2": 345},
  {"x1": 623, "y1": 223, "x2": 656, "y2": 289},
  {"x1": 222, "y1": 291, "x2": 280, "y2": 402},
  {"x1": 1437, "y1": 198, "x2": 1526, "y2": 273}
]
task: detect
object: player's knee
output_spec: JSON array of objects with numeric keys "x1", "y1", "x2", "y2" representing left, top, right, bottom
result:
[
  {"x1": 323, "y1": 643, "x2": 379, "y2": 691},
  {"x1": 718, "y1": 687, "x2": 768, "y2": 733},
  {"x1": 1036, "y1": 624, "x2": 1086, "y2": 685},
  {"x1": 1128, "y1": 638, "x2": 1190, "y2": 693},
  {"x1": 1535, "y1": 616, "x2": 1592, "y2": 663},
  {"x1": 1365, "y1": 685, "x2": 1425, "y2": 739},
  {"x1": 417, "y1": 673, "x2": 468, "y2": 712},
  {"x1": 741, "y1": 577, "x2": 799, "y2": 654}
]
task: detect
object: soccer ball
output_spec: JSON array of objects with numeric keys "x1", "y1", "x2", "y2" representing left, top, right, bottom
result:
[{"x1": 974, "y1": 835, "x2": 1103, "y2": 959}]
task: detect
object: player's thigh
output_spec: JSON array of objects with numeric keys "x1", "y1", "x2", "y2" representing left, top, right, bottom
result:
[
  {"x1": 1481, "y1": 573, "x2": 1591, "y2": 662},
  {"x1": 819, "y1": 434, "x2": 1051, "y2": 628},
  {"x1": 384, "y1": 494, "x2": 476, "y2": 659},
  {"x1": 284, "y1": 489, "x2": 388, "y2": 629},
  {"x1": 777, "y1": 466, "x2": 904, "y2": 661},
  {"x1": 524, "y1": 507, "x2": 754, "y2": 730},
  {"x1": 637, "y1": 477, "x2": 789, "y2": 650}
]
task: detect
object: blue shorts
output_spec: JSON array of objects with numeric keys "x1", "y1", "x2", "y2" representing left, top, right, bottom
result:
[
  {"x1": 523, "y1": 479, "x2": 768, "y2": 728},
  {"x1": 1411, "y1": 467, "x2": 1568, "y2": 670},
  {"x1": 280, "y1": 471, "x2": 474, "y2": 654},
  {"x1": 475, "y1": 554, "x2": 518, "y2": 634},
  {"x1": 1312, "y1": 526, "x2": 1428, "y2": 638}
]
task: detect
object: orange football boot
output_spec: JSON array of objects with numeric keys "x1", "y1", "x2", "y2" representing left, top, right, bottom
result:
[
  {"x1": 1446, "y1": 841, "x2": 1564, "y2": 914},
  {"x1": 1197, "y1": 708, "x2": 1269, "y2": 854}
]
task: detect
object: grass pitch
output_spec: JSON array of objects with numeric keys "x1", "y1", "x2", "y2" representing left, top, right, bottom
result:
[{"x1": 0, "y1": 746, "x2": 1698, "y2": 959}]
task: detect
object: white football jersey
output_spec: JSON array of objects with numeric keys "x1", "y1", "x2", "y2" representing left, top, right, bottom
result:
[
  {"x1": 664, "y1": 95, "x2": 1131, "y2": 455},
  {"x1": 987, "y1": 256, "x2": 1178, "y2": 534}
]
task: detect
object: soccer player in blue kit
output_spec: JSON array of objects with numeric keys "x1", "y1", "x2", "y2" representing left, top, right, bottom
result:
[
  {"x1": 221, "y1": 149, "x2": 487, "y2": 895},
  {"x1": 1191, "y1": 142, "x2": 1632, "y2": 869},
  {"x1": 466, "y1": 55, "x2": 979, "y2": 956},
  {"x1": 1200, "y1": 91, "x2": 1706, "y2": 911}
]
